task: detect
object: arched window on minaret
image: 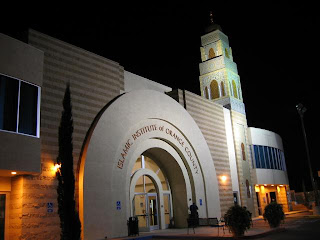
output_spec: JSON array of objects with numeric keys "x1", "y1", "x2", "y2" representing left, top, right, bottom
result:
[
  {"x1": 225, "y1": 48, "x2": 230, "y2": 58},
  {"x1": 210, "y1": 80, "x2": 220, "y2": 99},
  {"x1": 209, "y1": 48, "x2": 215, "y2": 59},
  {"x1": 221, "y1": 81, "x2": 225, "y2": 96},
  {"x1": 232, "y1": 80, "x2": 238, "y2": 99},
  {"x1": 204, "y1": 86, "x2": 209, "y2": 99},
  {"x1": 241, "y1": 143, "x2": 246, "y2": 160}
]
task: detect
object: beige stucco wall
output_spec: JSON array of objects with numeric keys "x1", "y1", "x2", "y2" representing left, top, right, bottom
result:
[
  {"x1": 0, "y1": 33, "x2": 42, "y2": 176},
  {"x1": 0, "y1": 33, "x2": 43, "y2": 86}
]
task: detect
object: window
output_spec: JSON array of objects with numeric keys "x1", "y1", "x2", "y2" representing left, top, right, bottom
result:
[
  {"x1": 268, "y1": 147, "x2": 275, "y2": 169},
  {"x1": 258, "y1": 146, "x2": 266, "y2": 168},
  {"x1": 241, "y1": 143, "x2": 246, "y2": 160},
  {"x1": 263, "y1": 146, "x2": 270, "y2": 169},
  {"x1": 271, "y1": 148, "x2": 278, "y2": 169},
  {"x1": 209, "y1": 48, "x2": 215, "y2": 59},
  {"x1": 204, "y1": 86, "x2": 209, "y2": 99},
  {"x1": 210, "y1": 80, "x2": 219, "y2": 99},
  {"x1": 254, "y1": 145, "x2": 260, "y2": 168},
  {"x1": 225, "y1": 48, "x2": 230, "y2": 58},
  {"x1": 232, "y1": 80, "x2": 238, "y2": 99},
  {"x1": 252, "y1": 145, "x2": 286, "y2": 172},
  {"x1": 277, "y1": 149, "x2": 282, "y2": 170},
  {"x1": 0, "y1": 74, "x2": 40, "y2": 137},
  {"x1": 246, "y1": 179, "x2": 251, "y2": 198},
  {"x1": 221, "y1": 81, "x2": 225, "y2": 96}
]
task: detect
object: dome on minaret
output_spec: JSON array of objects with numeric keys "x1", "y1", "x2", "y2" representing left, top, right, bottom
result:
[{"x1": 204, "y1": 11, "x2": 222, "y2": 33}]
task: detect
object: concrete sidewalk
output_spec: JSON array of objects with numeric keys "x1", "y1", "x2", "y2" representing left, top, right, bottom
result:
[{"x1": 112, "y1": 210, "x2": 310, "y2": 240}]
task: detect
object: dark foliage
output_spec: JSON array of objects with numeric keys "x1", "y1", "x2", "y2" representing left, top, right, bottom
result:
[
  {"x1": 263, "y1": 202, "x2": 285, "y2": 228},
  {"x1": 57, "y1": 84, "x2": 81, "y2": 240},
  {"x1": 224, "y1": 205, "x2": 252, "y2": 237}
]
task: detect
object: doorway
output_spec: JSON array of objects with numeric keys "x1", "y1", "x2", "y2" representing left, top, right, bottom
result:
[
  {"x1": 131, "y1": 155, "x2": 173, "y2": 232},
  {"x1": 270, "y1": 192, "x2": 277, "y2": 203},
  {"x1": 133, "y1": 193, "x2": 160, "y2": 231}
]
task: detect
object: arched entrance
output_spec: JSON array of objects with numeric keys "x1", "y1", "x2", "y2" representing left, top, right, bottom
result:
[
  {"x1": 130, "y1": 155, "x2": 172, "y2": 231},
  {"x1": 79, "y1": 90, "x2": 221, "y2": 239}
]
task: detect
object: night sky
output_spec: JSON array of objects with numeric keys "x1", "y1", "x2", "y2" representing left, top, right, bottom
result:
[{"x1": 1, "y1": 2, "x2": 319, "y2": 191}]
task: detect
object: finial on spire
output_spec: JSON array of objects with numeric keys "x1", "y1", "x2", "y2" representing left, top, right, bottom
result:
[{"x1": 209, "y1": 11, "x2": 214, "y2": 24}]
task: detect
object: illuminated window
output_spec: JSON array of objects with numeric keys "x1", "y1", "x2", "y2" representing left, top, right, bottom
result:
[
  {"x1": 204, "y1": 86, "x2": 209, "y2": 99},
  {"x1": 241, "y1": 143, "x2": 246, "y2": 160},
  {"x1": 209, "y1": 48, "x2": 215, "y2": 59},
  {"x1": 232, "y1": 80, "x2": 238, "y2": 99},
  {"x1": 0, "y1": 74, "x2": 40, "y2": 137},
  {"x1": 132, "y1": 155, "x2": 169, "y2": 191},
  {"x1": 225, "y1": 48, "x2": 230, "y2": 58},
  {"x1": 246, "y1": 180, "x2": 251, "y2": 198},
  {"x1": 210, "y1": 80, "x2": 220, "y2": 99},
  {"x1": 221, "y1": 81, "x2": 225, "y2": 96}
]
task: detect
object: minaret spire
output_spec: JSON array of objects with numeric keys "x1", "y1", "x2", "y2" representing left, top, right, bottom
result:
[{"x1": 209, "y1": 11, "x2": 214, "y2": 24}]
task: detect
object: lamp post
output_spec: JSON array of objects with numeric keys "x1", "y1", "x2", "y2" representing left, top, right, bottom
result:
[{"x1": 296, "y1": 103, "x2": 319, "y2": 207}]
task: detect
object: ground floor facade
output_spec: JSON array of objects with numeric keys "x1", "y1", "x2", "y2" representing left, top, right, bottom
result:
[{"x1": 0, "y1": 30, "x2": 291, "y2": 239}]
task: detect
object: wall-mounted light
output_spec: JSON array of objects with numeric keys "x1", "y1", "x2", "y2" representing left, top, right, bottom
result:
[
  {"x1": 220, "y1": 175, "x2": 227, "y2": 183},
  {"x1": 11, "y1": 171, "x2": 17, "y2": 175},
  {"x1": 52, "y1": 163, "x2": 61, "y2": 174}
]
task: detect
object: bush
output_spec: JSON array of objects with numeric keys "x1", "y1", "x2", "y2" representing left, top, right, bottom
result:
[
  {"x1": 263, "y1": 202, "x2": 285, "y2": 228},
  {"x1": 224, "y1": 205, "x2": 252, "y2": 237}
]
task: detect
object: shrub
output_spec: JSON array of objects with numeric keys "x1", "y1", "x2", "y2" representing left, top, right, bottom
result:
[
  {"x1": 224, "y1": 205, "x2": 252, "y2": 237},
  {"x1": 263, "y1": 202, "x2": 285, "y2": 228}
]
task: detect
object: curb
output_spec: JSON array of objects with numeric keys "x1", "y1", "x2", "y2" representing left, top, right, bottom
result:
[
  {"x1": 241, "y1": 228, "x2": 286, "y2": 239},
  {"x1": 123, "y1": 228, "x2": 286, "y2": 239}
]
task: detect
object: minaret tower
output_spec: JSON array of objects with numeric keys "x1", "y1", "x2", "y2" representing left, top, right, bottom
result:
[
  {"x1": 199, "y1": 13, "x2": 245, "y2": 115},
  {"x1": 199, "y1": 13, "x2": 257, "y2": 216}
]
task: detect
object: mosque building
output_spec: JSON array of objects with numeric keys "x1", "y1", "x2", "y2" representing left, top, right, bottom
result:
[{"x1": 0, "y1": 21, "x2": 290, "y2": 239}]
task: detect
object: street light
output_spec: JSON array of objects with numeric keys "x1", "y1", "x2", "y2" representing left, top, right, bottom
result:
[{"x1": 296, "y1": 103, "x2": 319, "y2": 207}]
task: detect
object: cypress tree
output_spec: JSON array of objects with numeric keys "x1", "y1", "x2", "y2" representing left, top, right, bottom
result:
[{"x1": 57, "y1": 83, "x2": 81, "y2": 240}]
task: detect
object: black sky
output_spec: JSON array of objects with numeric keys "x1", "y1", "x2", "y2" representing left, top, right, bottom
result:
[{"x1": 1, "y1": 2, "x2": 319, "y2": 191}]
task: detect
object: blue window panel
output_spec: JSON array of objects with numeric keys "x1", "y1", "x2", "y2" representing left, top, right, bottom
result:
[
  {"x1": 280, "y1": 150, "x2": 284, "y2": 170},
  {"x1": 258, "y1": 146, "x2": 266, "y2": 168},
  {"x1": 250, "y1": 146, "x2": 255, "y2": 168},
  {"x1": 268, "y1": 147, "x2": 275, "y2": 169},
  {"x1": 254, "y1": 145, "x2": 260, "y2": 168},
  {"x1": 281, "y1": 152, "x2": 287, "y2": 171},
  {"x1": 263, "y1": 146, "x2": 270, "y2": 169},
  {"x1": 273, "y1": 148, "x2": 277, "y2": 169},
  {"x1": 280, "y1": 150, "x2": 285, "y2": 171},
  {"x1": 277, "y1": 149, "x2": 282, "y2": 170},
  {"x1": 273, "y1": 148, "x2": 278, "y2": 169}
]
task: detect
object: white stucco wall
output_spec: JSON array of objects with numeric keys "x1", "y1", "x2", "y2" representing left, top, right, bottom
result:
[
  {"x1": 124, "y1": 71, "x2": 172, "y2": 93},
  {"x1": 223, "y1": 108, "x2": 241, "y2": 203},
  {"x1": 248, "y1": 127, "x2": 284, "y2": 151},
  {"x1": 80, "y1": 90, "x2": 221, "y2": 239},
  {"x1": 248, "y1": 127, "x2": 289, "y2": 186}
]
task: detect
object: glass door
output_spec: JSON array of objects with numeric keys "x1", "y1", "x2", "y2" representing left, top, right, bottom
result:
[
  {"x1": 163, "y1": 193, "x2": 171, "y2": 228},
  {"x1": 148, "y1": 194, "x2": 159, "y2": 230},
  {"x1": 133, "y1": 194, "x2": 148, "y2": 232}
]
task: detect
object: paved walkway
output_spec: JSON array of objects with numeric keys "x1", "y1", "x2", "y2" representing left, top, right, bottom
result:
[{"x1": 112, "y1": 210, "x2": 313, "y2": 240}]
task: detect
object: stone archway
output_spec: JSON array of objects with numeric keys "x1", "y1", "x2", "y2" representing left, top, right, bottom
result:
[{"x1": 79, "y1": 90, "x2": 221, "y2": 239}]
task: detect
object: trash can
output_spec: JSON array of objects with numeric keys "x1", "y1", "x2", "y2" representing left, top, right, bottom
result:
[{"x1": 127, "y1": 216, "x2": 139, "y2": 236}]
